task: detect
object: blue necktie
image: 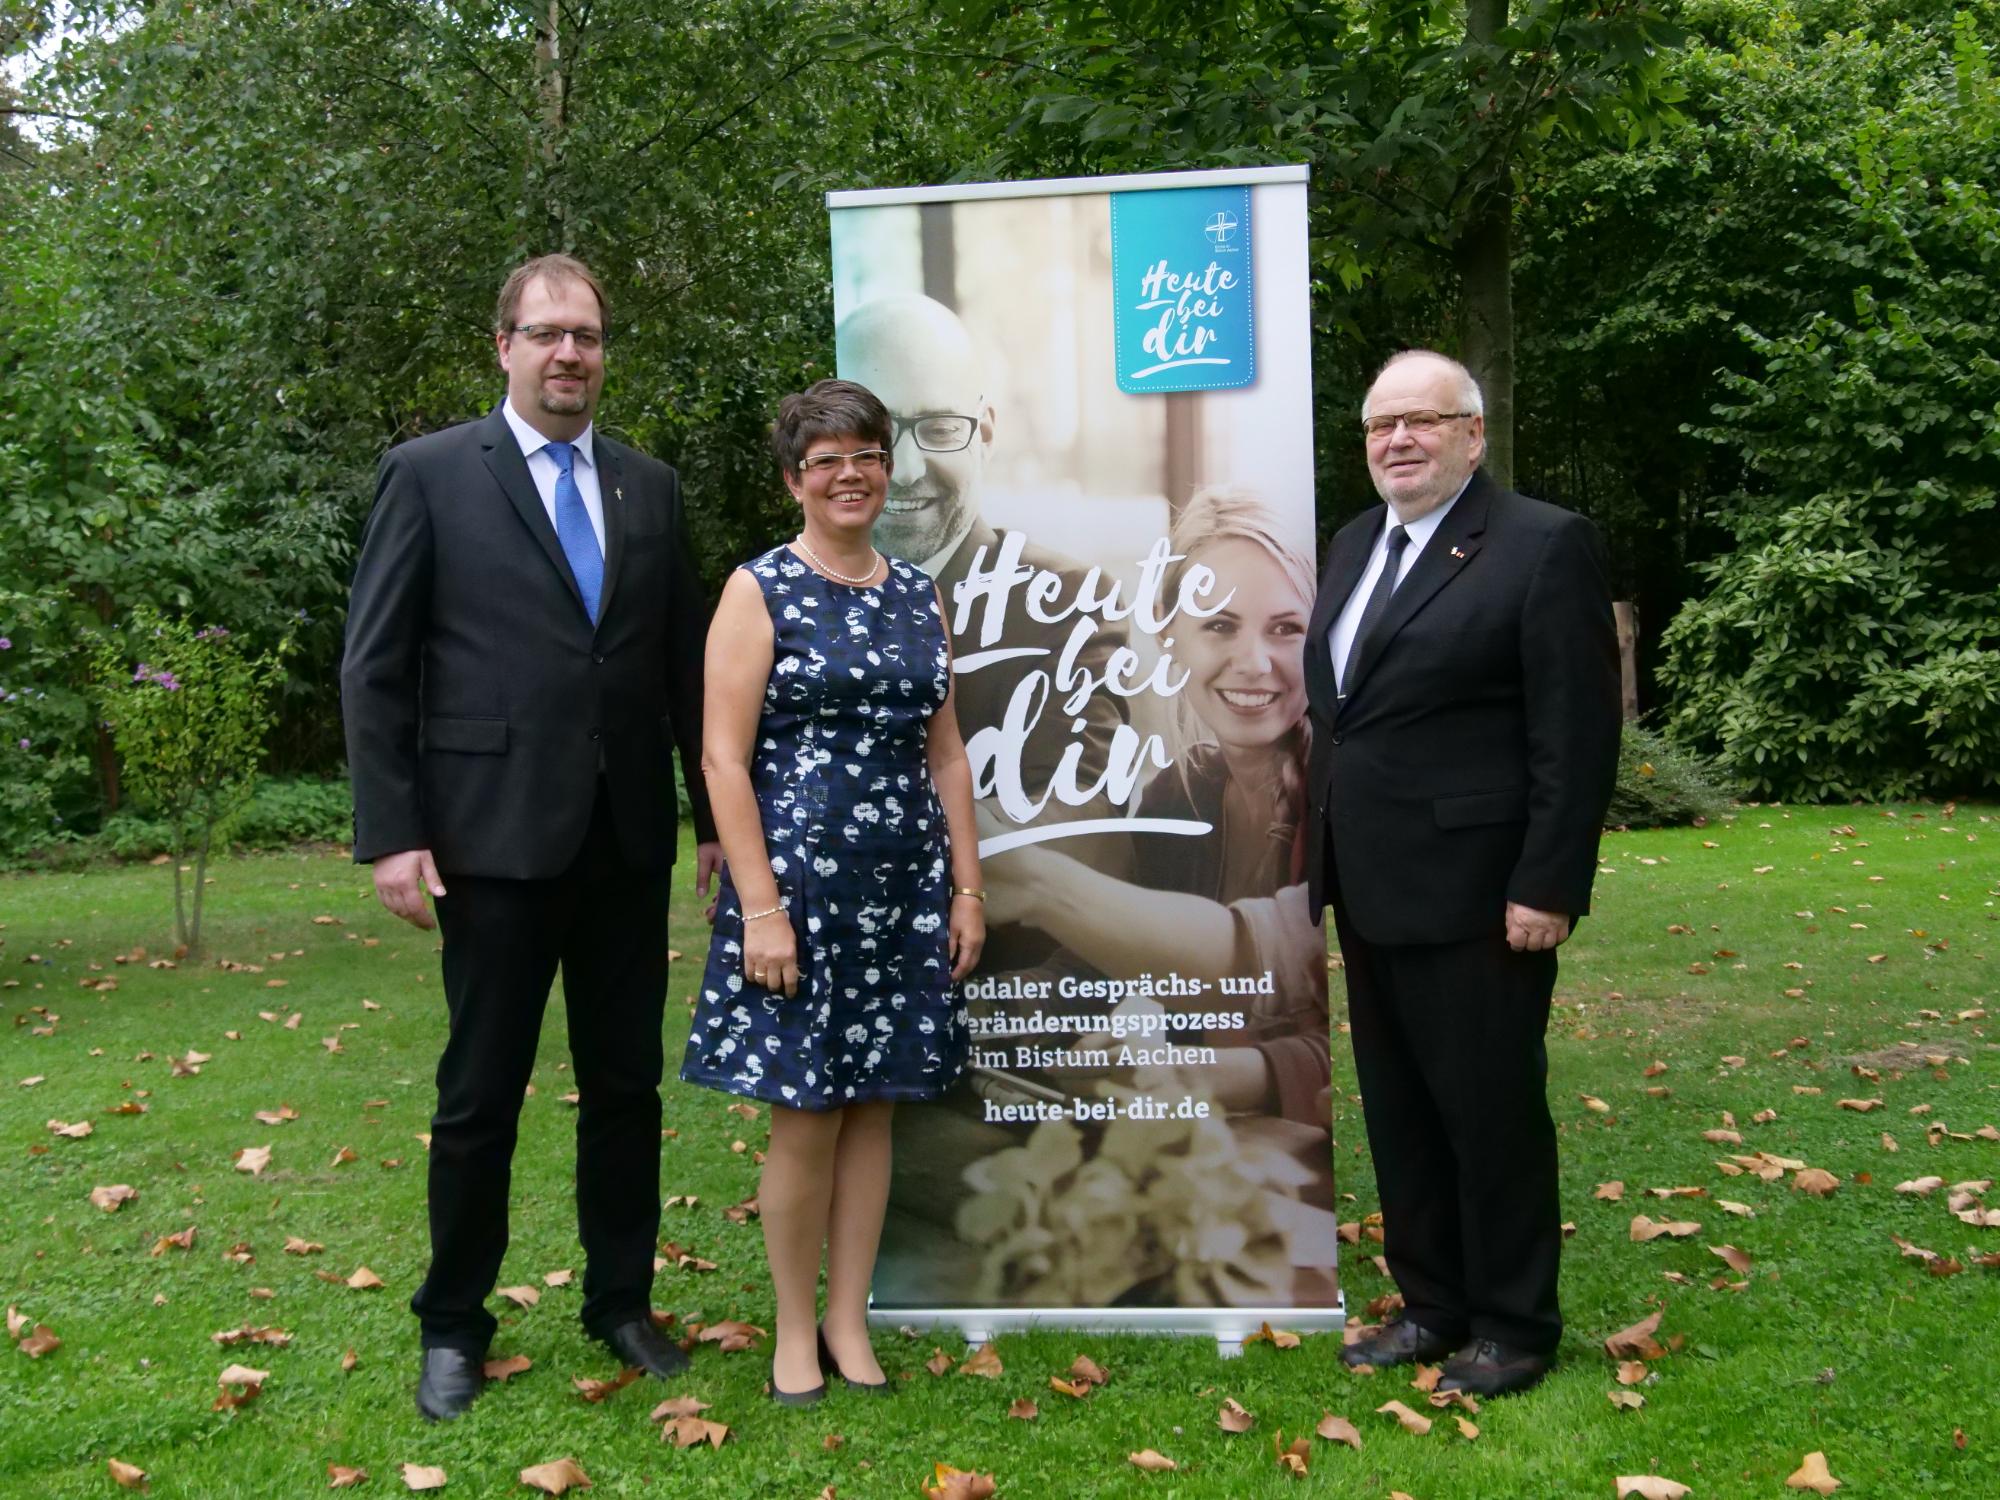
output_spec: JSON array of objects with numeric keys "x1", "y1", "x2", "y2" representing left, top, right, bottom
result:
[{"x1": 545, "y1": 440, "x2": 603, "y2": 624}]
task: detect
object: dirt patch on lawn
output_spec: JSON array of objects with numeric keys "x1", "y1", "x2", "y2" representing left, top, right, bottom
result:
[{"x1": 1837, "y1": 1042, "x2": 1972, "y2": 1071}]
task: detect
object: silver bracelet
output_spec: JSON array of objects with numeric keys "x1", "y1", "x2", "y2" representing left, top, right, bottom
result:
[{"x1": 741, "y1": 902, "x2": 786, "y2": 923}]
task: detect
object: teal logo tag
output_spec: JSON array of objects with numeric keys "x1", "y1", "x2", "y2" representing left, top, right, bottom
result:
[{"x1": 1111, "y1": 186, "x2": 1255, "y2": 394}]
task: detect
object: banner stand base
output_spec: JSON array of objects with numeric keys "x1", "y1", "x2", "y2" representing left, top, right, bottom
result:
[{"x1": 869, "y1": 1297, "x2": 1345, "y2": 1360}]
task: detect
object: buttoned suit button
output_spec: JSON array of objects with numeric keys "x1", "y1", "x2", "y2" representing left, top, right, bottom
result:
[
  {"x1": 1330, "y1": 734, "x2": 1343, "y2": 746},
  {"x1": 589, "y1": 728, "x2": 601, "y2": 741},
  {"x1": 592, "y1": 652, "x2": 605, "y2": 664}
]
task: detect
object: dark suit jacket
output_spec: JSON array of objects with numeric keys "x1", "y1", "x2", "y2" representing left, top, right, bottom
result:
[
  {"x1": 1303, "y1": 470, "x2": 1620, "y2": 946},
  {"x1": 341, "y1": 405, "x2": 716, "y2": 879}
]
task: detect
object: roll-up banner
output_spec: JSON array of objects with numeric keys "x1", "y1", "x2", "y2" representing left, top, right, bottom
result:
[{"x1": 828, "y1": 165, "x2": 1339, "y2": 1351}]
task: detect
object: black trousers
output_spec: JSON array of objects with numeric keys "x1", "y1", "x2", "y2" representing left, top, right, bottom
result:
[
  {"x1": 1332, "y1": 899, "x2": 1563, "y2": 1355},
  {"x1": 411, "y1": 785, "x2": 673, "y2": 1352}
]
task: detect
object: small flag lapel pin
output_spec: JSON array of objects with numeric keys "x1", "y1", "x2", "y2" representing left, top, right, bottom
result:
[
  {"x1": 1450, "y1": 545, "x2": 1467, "y2": 560},
  {"x1": 615, "y1": 486, "x2": 625, "y2": 502}
]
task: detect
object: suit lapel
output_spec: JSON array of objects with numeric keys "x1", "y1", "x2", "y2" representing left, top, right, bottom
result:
[
  {"x1": 592, "y1": 438, "x2": 627, "y2": 630},
  {"x1": 1305, "y1": 508, "x2": 1382, "y2": 715},
  {"x1": 479, "y1": 405, "x2": 589, "y2": 618},
  {"x1": 1340, "y1": 472, "x2": 1493, "y2": 706}
]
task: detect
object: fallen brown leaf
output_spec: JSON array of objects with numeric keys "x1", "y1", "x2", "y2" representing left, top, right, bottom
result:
[
  {"x1": 1630, "y1": 1215, "x2": 1701, "y2": 1242},
  {"x1": 1710, "y1": 1244, "x2": 1753, "y2": 1276},
  {"x1": 1315, "y1": 1412, "x2": 1362, "y2": 1449},
  {"x1": 1785, "y1": 1452, "x2": 1842, "y2": 1495},
  {"x1": 649, "y1": 1394, "x2": 710, "y2": 1421},
  {"x1": 661, "y1": 1414, "x2": 729, "y2": 1449},
  {"x1": 696, "y1": 1319, "x2": 766, "y2": 1354},
  {"x1": 346, "y1": 1266, "x2": 384, "y2": 1291},
  {"x1": 400, "y1": 1463, "x2": 447, "y2": 1491},
  {"x1": 107, "y1": 1459, "x2": 147, "y2": 1490},
  {"x1": 1069, "y1": 1354, "x2": 1109, "y2": 1386},
  {"x1": 89, "y1": 1184, "x2": 139, "y2": 1212},
  {"x1": 1007, "y1": 1397, "x2": 1038, "y2": 1420},
  {"x1": 1242, "y1": 1321, "x2": 1301, "y2": 1349},
  {"x1": 574, "y1": 1367, "x2": 644, "y2": 1403},
  {"x1": 284, "y1": 1236, "x2": 324, "y2": 1256},
  {"x1": 234, "y1": 1144, "x2": 272, "y2": 1176},
  {"x1": 958, "y1": 1343, "x2": 1004, "y2": 1378},
  {"x1": 18, "y1": 1324, "x2": 60, "y2": 1358},
  {"x1": 519, "y1": 1458, "x2": 592, "y2": 1494},
  {"x1": 497, "y1": 1285, "x2": 540, "y2": 1309},
  {"x1": 328, "y1": 1463, "x2": 369, "y2": 1488},
  {"x1": 924, "y1": 1348, "x2": 954, "y2": 1376},
  {"x1": 1607, "y1": 1389, "x2": 1646, "y2": 1410},
  {"x1": 1604, "y1": 1310, "x2": 1665, "y2": 1360},
  {"x1": 1594, "y1": 1181, "x2": 1625, "y2": 1201},
  {"x1": 1792, "y1": 1168, "x2": 1842, "y2": 1197},
  {"x1": 1375, "y1": 1399, "x2": 1432, "y2": 1436},
  {"x1": 1218, "y1": 1397, "x2": 1255, "y2": 1433},
  {"x1": 1616, "y1": 1479, "x2": 1691, "y2": 1500},
  {"x1": 1128, "y1": 1450, "x2": 1177, "y2": 1472},
  {"x1": 483, "y1": 1353, "x2": 532, "y2": 1382},
  {"x1": 920, "y1": 1465, "x2": 995, "y2": 1499}
]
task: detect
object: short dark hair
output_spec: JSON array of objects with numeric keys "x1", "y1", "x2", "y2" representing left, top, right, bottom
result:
[
  {"x1": 495, "y1": 254, "x2": 608, "y2": 335},
  {"x1": 770, "y1": 379, "x2": 892, "y2": 478}
]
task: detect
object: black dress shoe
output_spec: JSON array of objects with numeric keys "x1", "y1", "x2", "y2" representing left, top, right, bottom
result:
[
  {"x1": 1436, "y1": 1337, "x2": 1553, "y2": 1397},
  {"x1": 599, "y1": 1317, "x2": 691, "y2": 1379},
  {"x1": 416, "y1": 1347, "x2": 484, "y2": 1422},
  {"x1": 818, "y1": 1325, "x2": 890, "y2": 1394},
  {"x1": 1340, "y1": 1314, "x2": 1461, "y2": 1369}
]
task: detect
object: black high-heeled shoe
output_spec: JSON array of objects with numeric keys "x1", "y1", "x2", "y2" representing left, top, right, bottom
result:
[{"x1": 818, "y1": 1325, "x2": 891, "y2": 1394}]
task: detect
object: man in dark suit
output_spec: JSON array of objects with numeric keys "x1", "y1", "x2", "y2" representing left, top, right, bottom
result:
[
  {"x1": 1304, "y1": 350, "x2": 1620, "y2": 1396},
  {"x1": 342, "y1": 254, "x2": 719, "y2": 1421}
]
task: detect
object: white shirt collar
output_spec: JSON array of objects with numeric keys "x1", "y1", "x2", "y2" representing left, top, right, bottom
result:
[
  {"x1": 503, "y1": 397, "x2": 595, "y2": 469},
  {"x1": 1386, "y1": 472, "x2": 1473, "y2": 550}
]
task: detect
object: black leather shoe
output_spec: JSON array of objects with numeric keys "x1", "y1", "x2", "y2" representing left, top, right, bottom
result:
[
  {"x1": 416, "y1": 1347, "x2": 484, "y2": 1422},
  {"x1": 819, "y1": 1325, "x2": 890, "y2": 1394},
  {"x1": 599, "y1": 1317, "x2": 691, "y2": 1379},
  {"x1": 1436, "y1": 1337, "x2": 1553, "y2": 1397},
  {"x1": 1340, "y1": 1314, "x2": 1461, "y2": 1369}
]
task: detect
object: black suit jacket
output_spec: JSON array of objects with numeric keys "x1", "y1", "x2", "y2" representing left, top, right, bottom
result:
[
  {"x1": 1303, "y1": 470, "x2": 1620, "y2": 946},
  {"x1": 341, "y1": 405, "x2": 716, "y2": 879}
]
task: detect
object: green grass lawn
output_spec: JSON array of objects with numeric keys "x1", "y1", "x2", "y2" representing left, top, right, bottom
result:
[{"x1": 2, "y1": 805, "x2": 1997, "y2": 1498}]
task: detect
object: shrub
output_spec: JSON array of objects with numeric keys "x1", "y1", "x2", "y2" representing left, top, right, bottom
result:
[
  {"x1": 1606, "y1": 720, "x2": 1736, "y2": 829},
  {"x1": 232, "y1": 777, "x2": 353, "y2": 847},
  {"x1": 94, "y1": 610, "x2": 290, "y2": 955}
]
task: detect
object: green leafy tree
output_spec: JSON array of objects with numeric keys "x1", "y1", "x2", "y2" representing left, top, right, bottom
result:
[
  {"x1": 914, "y1": 0, "x2": 1687, "y2": 490},
  {"x1": 1656, "y1": 10, "x2": 2000, "y2": 798},
  {"x1": 0, "y1": 0, "x2": 1022, "y2": 844},
  {"x1": 94, "y1": 611, "x2": 291, "y2": 955}
]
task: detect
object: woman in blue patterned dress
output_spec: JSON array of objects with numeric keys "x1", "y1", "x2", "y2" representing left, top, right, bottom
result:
[{"x1": 682, "y1": 379, "x2": 984, "y2": 1403}]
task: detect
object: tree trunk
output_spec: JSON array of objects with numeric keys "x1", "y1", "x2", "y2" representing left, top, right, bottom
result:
[
  {"x1": 1458, "y1": 0, "x2": 1515, "y2": 488},
  {"x1": 188, "y1": 823, "x2": 212, "y2": 960},
  {"x1": 534, "y1": 0, "x2": 568, "y2": 248}
]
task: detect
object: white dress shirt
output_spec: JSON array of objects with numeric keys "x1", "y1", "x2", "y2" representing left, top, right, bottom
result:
[
  {"x1": 503, "y1": 398, "x2": 607, "y2": 555},
  {"x1": 1327, "y1": 477, "x2": 1472, "y2": 693}
]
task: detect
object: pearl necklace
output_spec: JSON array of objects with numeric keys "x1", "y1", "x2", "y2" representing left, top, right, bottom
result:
[{"x1": 795, "y1": 535, "x2": 881, "y2": 586}]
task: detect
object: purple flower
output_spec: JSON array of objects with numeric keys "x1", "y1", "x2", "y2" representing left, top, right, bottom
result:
[
  {"x1": 155, "y1": 672, "x2": 182, "y2": 691},
  {"x1": 196, "y1": 626, "x2": 231, "y2": 641},
  {"x1": 133, "y1": 661, "x2": 154, "y2": 683},
  {"x1": 0, "y1": 636, "x2": 11, "y2": 650},
  {"x1": 16, "y1": 738, "x2": 27, "y2": 751}
]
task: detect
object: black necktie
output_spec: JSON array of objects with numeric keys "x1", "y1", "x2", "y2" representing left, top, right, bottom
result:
[{"x1": 1344, "y1": 524, "x2": 1409, "y2": 687}]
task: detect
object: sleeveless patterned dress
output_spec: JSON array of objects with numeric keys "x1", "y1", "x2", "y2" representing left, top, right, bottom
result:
[{"x1": 680, "y1": 546, "x2": 966, "y2": 1109}]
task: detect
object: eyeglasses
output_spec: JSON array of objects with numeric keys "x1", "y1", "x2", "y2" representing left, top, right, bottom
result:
[
  {"x1": 891, "y1": 413, "x2": 978, "y2": 453},
  {"x1": 1361, "y1": 409, "x2": 1472, "y2": 439},
  {"x1": 799, "y1": 448, "x2": 890, "y2": 474},
  {"x1": 511, "y1": 323, "x2": 607, "y2": 352}
]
